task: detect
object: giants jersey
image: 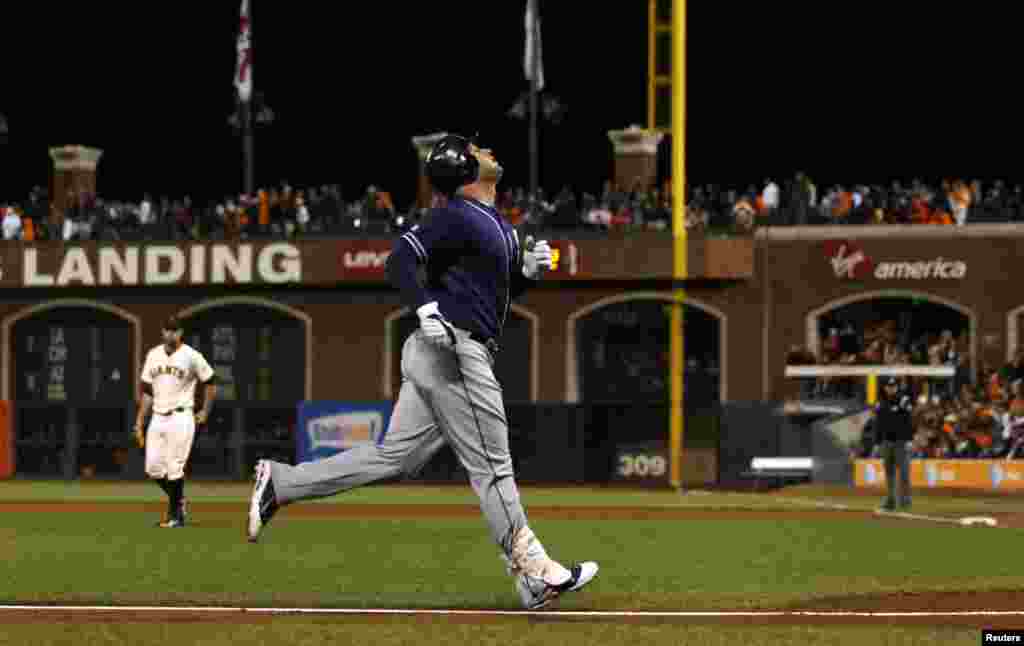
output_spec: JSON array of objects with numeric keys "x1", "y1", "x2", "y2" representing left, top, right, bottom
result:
[{"x1": 141, "y1": 343, "x2": 215, "y2": 413}]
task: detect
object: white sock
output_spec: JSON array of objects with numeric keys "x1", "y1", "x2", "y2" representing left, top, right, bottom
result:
[{"x1": 510, "y1": 527, "x2": 571, "y2": 585}]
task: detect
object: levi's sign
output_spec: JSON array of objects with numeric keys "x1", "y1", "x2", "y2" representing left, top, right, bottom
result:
[
  {"x1": 823, "y1": 240, "x2": 966, "y2": 281},
  {"x1": 342, "y1": 250, "x2": 390, "y2": 270},
  {"x1": 9, "y1": 243, "x2": 302, "y2": 287}
]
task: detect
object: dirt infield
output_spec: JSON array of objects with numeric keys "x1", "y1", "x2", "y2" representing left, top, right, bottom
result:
[{"x1": 3, "y1": 501, "x2": 1022, "y2": 626}]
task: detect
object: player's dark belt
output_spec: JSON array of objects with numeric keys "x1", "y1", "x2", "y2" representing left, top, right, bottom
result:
[
  {"x1": 470, "y1": 333, "x2": 500, "y2": 356},
  {"x1": 154, "y1": 407, "x2": 189, "y2": 416}
]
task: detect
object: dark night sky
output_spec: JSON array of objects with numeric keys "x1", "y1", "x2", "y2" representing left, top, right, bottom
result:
[{"x1": 0, "y1": 3, "x2": 1020, "y2": 208}]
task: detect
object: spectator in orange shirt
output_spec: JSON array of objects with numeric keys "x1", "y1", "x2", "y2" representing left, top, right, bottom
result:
[
  {"x1": 22, "y1": 216, "x2": 36, "y2": 241},
  {"x1": 375, "y1": 190, "x2": 395, "y2": 215},
  {"x1": 831, "y1": 187, "x2": 853, "y2": 219},
  {"x1": 733, "y1": 194, "x2": 756, "y2": 231},
  {"x1": 949, "y1": 180, "x2": 971, "y2": 225},
  {"x1": 754, "y1": 194, "x2": 766, "y2": 214}
]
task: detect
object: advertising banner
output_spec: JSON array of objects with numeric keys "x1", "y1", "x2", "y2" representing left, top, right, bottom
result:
[
  {"x1": 823, "y1": 239, "x2": 968, "y2": 282},
  {"x1": 296, "y1": 401, "x2": 391, "y2": 463},
  {"x1": 0, "y1": 236, "x2": 753, "y2": 288},
  {"x1": 855, "y1": 459, "x2": 1024, "y2": 491}
]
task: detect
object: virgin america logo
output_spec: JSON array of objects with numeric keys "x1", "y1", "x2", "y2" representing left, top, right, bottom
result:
[
  {"x1": 822, "y1": 240, "x2": 874, "y2": 280},
  {"x1": 821, "y1": 240, "x2": 966, "y2": 281}
]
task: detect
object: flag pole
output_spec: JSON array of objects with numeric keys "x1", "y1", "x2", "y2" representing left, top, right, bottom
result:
[
  {"x1": 243, "y1": 102, "x2": 254, "y2": 197},
  {"x1": 528, "y1": 0, "x2": 540, "y2": 210},
  {"x1": 243, "y1": 1, "x2": 255, "y2": 197}
]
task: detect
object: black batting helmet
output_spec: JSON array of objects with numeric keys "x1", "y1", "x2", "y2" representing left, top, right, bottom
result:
[{"x1": 424, "y1": 134, "x2": 479, "y2": 197}]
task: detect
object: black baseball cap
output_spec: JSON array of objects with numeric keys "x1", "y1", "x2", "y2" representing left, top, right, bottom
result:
[{"x1": 163, "y1": 316, "x2": 184, "y2": 332}]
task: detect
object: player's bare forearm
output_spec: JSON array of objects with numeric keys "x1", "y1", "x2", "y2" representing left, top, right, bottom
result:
[
  {"x1": 196, "y1": 383, "x2": 217, "y2": 425},
  {"x1": 135, "y1": 393, "x2": 152, "y2": 429},
  {"x1": 202, "y1": 383, "x2": 217, "y2": 415}
]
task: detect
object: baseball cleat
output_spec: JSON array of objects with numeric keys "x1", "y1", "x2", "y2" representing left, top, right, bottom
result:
[
  {"x1": 518, "y1": 562, "x2": 599, "y2": 610},
  {"x1": 157, "y1": 517, "x2": 185, "y2": 528},
  {"x1": 247, "y1": 460, "x2": 279, "y2": 543}
]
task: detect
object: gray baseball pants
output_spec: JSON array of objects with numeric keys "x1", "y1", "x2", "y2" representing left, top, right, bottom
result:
[
  {"x1": 882, "y1": 440, "x2": 912, "y2": 508},
  {"x1": 266, "y1": 329, "x2": 527, "y2": 555}
]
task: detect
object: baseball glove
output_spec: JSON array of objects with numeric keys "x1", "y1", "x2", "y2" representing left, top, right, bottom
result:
[{"x1": 133, "y1": 426, "x2": 145, "y2": 449}]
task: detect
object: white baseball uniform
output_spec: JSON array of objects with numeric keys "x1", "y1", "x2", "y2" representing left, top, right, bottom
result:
[{"x1": 141, "y1": 343, "x2": 214, "y2": 480}]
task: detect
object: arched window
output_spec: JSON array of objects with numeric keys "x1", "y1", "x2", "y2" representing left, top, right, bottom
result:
[
  {"x1": 568, "y1": 293, "x2": 726, "y2": 408},
  {"x1": 5, "y1": 300, "x2": 139, "y2": 403},
  {"x1": 806, "y1": 290, "x2": 976, "y2": 381},
  {"x1": 177, "y1": 297, "x2": 311, "y2": 404}
]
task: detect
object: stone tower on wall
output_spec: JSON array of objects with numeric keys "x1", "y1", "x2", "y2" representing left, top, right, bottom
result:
[
  {"x1": 607, "y1": 125, "x2": 664, "y2": 192},
  {"x1": 49, "y1": 145, "x2": 104, "y2": 213}
]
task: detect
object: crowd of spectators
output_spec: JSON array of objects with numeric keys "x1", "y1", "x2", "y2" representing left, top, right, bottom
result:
[
  {"x1": 507, "y1": 174, "x2": 1024, "y2": 233},
  {"x1": 7, "y1": 173, "x2": 1024, "y2": 243},
  {"x1": 2, "y1": 184, "x2": 358, "y2": 242},
  {"x1": 786, "y1": 320, "x2": 1024, "y2": 460}
]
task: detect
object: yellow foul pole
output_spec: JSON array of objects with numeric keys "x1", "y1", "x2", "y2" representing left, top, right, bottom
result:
[
  {"x1": 867, "y1": 374, "x2": 878, "y2": 406},
  {"x1": 669, "y1": 0, "x2": 686, "y2": 490}
]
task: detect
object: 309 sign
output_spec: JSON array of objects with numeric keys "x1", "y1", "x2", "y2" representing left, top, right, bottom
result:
[
  {"x1": 613, "y1": 444, "x2": 669, "y2": 482},
  {"x1": 618, "y1": 454, "x2": 667, "y2": 478}
]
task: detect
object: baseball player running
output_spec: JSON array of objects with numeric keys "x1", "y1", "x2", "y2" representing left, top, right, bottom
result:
[
  {"x1": 134, "y1": 316, "x2": 218, "y2": 528},
  {"x1": 247, "y1": 134, "x2": 598, "y2": 609}
]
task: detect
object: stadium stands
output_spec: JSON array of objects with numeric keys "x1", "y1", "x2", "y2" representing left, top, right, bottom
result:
[{"x1": 4, "y1": 174, "x2": 1023, "y2": 243}]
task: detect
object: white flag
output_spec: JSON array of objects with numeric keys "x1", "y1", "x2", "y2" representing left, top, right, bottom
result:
[
  {"x1": 235, "y1": 0, "x2": 253, "y2": 103},
  {"x1": 524, "y1": 0, "x2": 544, "y2": 91}
]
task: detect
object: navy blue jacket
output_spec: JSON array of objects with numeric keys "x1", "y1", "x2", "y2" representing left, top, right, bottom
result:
[
  {"x1": 874, "y1": 390, "x2": 915, "y2": 442},
  {"x1": 386, "y1": 197, "x2": 532, "y2": 340}
]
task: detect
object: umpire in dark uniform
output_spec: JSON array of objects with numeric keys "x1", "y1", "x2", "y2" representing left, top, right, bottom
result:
[{"x1": 875, "y1": 377, "x2": 915, "y2": 511}]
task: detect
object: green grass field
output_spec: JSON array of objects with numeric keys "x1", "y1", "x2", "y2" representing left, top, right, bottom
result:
[{"x1": 0, "y1": 480, "x2": 1020, "y2": 645}]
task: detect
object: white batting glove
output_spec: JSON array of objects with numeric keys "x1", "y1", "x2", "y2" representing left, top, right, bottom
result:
[
  {"x1": 522, "y1": 238, "x2": 553, "y2": 279},
  {"x1": 417, "y1": 301, "x2": 456, "y2": 347}
]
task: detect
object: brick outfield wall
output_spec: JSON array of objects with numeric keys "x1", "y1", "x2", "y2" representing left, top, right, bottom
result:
[{"x1": 0, "y1": 228, "x2": 1020, "y2": 405}]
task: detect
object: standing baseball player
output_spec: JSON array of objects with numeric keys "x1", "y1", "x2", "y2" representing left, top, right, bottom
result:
[
  {"x1": 134, "y1": 316, "x2": 218, "y2": 528},
  {"x1": 247, "y1": 134, "x2": 598, "y2": 609},
  {"x1": 875, "y1": 377, "x2": 914, "y2": 512}
]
